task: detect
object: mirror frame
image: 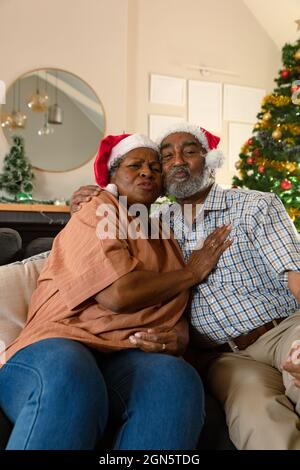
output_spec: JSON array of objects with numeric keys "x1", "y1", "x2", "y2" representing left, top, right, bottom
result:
[{"x1": 2, "y1": 67, "x2": 106, "y2": 173}]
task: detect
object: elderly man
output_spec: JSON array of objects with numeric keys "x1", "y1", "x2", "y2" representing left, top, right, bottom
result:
[{"x1": 71, "y1": 122, "x2": 300, "y2": 450}]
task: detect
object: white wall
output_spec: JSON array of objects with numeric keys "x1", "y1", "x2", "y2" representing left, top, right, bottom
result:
[{"x1": 0, "y1": 0, "x2": 281, "y2": 198}]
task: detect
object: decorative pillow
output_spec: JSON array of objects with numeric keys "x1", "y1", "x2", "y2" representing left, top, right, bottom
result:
[{"x1": 0, "y1": 252, "x2": 49, "y2": 354}]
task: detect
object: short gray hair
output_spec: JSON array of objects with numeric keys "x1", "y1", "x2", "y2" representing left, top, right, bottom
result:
[{"x1": 108, "y1": 155, "x2": 126, "y2": 180}]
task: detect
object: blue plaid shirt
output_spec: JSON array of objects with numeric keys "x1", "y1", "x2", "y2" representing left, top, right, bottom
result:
[{"x1": 165, "y1": 184, "x2": 300, "y2": 344}]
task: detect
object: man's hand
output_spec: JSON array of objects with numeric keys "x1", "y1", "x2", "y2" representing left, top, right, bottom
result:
[
  {"x1": 282, "y1": 341, "x2": 300, "y2": 388},
  {"x1": 129, "y1": 321, "x2": 189, "y2": 356},
  {"x1": 70, "y1": 185, "x2": 100, "y2": 214}
]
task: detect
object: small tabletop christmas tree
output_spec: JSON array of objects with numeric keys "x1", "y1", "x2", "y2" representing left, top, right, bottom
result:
[
  {"x1": 232, "y1": 38, "x2": 300, "y2": 232},
  {"x1": 0, "y1": 135, "x2": 34, "y2": 199}
]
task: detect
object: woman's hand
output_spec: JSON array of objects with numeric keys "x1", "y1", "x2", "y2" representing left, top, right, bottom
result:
[
  {"x1": 129, "y1": 319, "x2": 189, "y2": 356},
  {"x1": 70, "y1": 185, "x2": 100, "y2": 214},
  {"x1": 185, "y1": 224, "x2": 232, "y2": 283}
]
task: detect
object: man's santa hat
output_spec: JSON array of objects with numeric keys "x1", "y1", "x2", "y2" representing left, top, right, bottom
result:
[
  {"x1": 94, "y1": 133, "x2": 159, "y2": 193},
  {"x1": 156, "y1": 122, "x2": 225, "y2": 169}
]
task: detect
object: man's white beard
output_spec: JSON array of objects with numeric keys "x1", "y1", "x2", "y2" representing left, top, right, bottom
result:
[{"x1": 165, "y1": 165, "x2": 214, "y2": 199}]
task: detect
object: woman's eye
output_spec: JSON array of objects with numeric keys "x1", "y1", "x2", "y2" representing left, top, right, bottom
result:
[{"x1": 128, "y1": 164, "x2": 140, "y2": 168}]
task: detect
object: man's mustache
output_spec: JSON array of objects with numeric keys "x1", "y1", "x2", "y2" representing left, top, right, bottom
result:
[{"x1": 168, "y1": 166, "x2": 191, "y2": 178}]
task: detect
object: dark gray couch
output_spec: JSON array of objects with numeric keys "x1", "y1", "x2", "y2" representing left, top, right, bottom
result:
[{"x1": 0, "y1": 228, "x2": 235, "y2": 450}]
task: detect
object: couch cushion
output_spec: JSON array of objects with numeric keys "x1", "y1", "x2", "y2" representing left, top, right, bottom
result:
[
  {"x1": 0, "y1": 229, "x2": 22, "y2": 266},
  {"x1": 0, "y1": 252, "x2": 49, "y2": 357}
]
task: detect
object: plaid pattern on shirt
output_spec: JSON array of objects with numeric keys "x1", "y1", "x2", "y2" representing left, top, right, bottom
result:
[{"x1": 166, "y1": 184, "x2": 300, "y2": 344}]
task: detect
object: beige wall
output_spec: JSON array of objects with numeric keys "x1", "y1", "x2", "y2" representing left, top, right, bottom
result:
[
  {"x1": 0, "y1": 0, "x2": 128, "y2": 199},
  {"x1": 0, "y1": 0, "x2": 281, "y2": 199},
  {"x1": 127, "y1": 0, "x2": 281, "y2": 187}
]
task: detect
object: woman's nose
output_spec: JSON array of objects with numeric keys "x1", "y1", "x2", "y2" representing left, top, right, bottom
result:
[{"x1": 140, "y1": 165, "x2": 153, "y2": 177}]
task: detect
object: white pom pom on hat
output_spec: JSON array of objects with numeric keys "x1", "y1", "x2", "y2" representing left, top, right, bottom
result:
[
  {"x1": 156, "y1": 122, "x2": 225, "y2": 169},
  {"x1": 205, "y1": 149, "x2": 225, "y2": 169}
]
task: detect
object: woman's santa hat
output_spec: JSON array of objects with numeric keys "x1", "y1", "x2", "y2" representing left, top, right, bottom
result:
[
  {"x1": 156, "y1": 122, "x2": 225, "y2": 169},
  {"x1": 94, "y1": 133, "x2": 159, "y2": 193}
]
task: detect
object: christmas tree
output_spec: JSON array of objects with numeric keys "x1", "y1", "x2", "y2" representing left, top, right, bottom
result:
[
  {"x1": 232, "y1": 38, "x2": 300, "y2": 232},
  {"x1": 0, "y1": 135, "x2": 34, "y2": 198}
]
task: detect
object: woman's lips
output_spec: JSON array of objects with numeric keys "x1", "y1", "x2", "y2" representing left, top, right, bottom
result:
[{"x1": 137, "y1": 182, "x2": 156, "y2": 191}]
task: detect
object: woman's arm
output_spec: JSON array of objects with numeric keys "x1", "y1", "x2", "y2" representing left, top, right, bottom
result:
[
  {"x1": 95, "y1": 224, "x2": 232, "y2": 312},
  {"x1": 95, "y1": 268, "x2": 194, "y2": 312}
]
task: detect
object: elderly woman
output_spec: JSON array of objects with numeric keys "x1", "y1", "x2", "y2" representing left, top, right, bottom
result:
[{"x1": 0, "y1": 133, "x2": 230, "y2": 450}]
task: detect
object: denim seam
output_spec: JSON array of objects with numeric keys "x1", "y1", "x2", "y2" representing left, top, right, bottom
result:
[{"x1": 2, "y1": 360, "x2": 43, "y2": 450}]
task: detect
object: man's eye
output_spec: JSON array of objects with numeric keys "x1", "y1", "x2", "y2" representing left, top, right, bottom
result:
[{"x1": 162, "y1": 154, "x2": 172, "y2": 160}]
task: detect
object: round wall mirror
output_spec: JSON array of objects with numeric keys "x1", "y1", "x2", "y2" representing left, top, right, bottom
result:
[{"x1": 1, "y1": 68, "x2": 105, "y2": 172}]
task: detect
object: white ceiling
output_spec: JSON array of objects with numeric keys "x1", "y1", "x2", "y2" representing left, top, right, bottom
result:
[{"x1": 243, "y1": 0, "x2": 300, "y2": 49}]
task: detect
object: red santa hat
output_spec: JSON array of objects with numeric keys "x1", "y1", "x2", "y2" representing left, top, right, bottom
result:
[
  {"x1": 94, "y1": 133, "x2": 159, "y2": 190},
  {"x1": 156, "y1": 122, "x2": 225, "y2": 169}
]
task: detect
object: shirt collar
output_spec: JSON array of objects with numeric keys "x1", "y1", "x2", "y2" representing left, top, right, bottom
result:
[{"x1": 203, "y1": 183, "x2": 228, "y2": 211}]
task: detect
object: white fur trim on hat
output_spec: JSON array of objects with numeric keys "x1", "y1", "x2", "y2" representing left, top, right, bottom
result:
[
  {"x1": 109, "y1": 134, "x2": 159, "y2": 169},
  {"x1": 155, "y1": 122, "x2": 210, "y2": 151},
  {"x1": 205, "y1": 149, "x2": 225, "y2": 169},
  {"x1": 105, "y1": 183, "x2": 119, "y2": 197},
  {"x1": 156, "y1": 121, "x2": 225, "y2": 169}
]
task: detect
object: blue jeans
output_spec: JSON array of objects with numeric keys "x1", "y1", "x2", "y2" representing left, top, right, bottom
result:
[{"x1": 0, "y1": 338, "x2": 204, "y2": 450}]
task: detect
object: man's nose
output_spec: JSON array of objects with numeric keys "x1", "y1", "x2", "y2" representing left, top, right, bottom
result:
[{"x1": 172, "y1": 152, "x2": 186, "y2": 166}]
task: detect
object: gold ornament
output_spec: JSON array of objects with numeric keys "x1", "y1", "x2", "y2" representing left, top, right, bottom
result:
[
  {"x1": 255, "y1": 157, "x2": 299, "y2": 174},
  {"x1": 262, "y1": 111, "x2": 272, "y2": 121},
  {"x1": 263, "y1": 94, "x2": 290, "y2": 107},
  {"x1": 285, "y1": 162, "x2": 297, "y2": 173},
  {"x1": 294, "y1": 48, "x2": 300, "y2": 61},
  {"x1": 284, "y1": 137, "x2": 296, "y2": 146},
  {"x1": 272, "y1": 129, "x2": 282, "y2": 140},
  {"x1": 254, "y1": 123, "x2": 260, "y2": 130},
  {"x1": 241, "y1": 144, "x2": 249, "y2": 154},
  {"x1": 281, "y1": 123, "x2": 300, "y2": 135},
  {"x1": 235, "y1": 161, "x2": 241, "y2": 169},
  {"x1": 287, "y1": 208, "x2": 300, "y2": 220}
]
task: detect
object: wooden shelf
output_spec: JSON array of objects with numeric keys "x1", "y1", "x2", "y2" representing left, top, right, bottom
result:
[{"x1": 0, "y1": 203, "x2": 70, "y2": 213}]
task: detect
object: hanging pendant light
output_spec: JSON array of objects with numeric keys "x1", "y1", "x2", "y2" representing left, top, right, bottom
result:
[
  {"x1": 0, "y1": 113, "x2": 13, "y2": 128},
  {"x1": 48, "y1": 71, "x2": 63, "y2": 124},
  {"x1": 10, "y1": 82, "x2": 20, "y2": 129},
  {"x1": 38, "y1": 110, "x2": 54, "y2": 136},
  {"x1": 11, "y1": 80, "x2": 27, "y2": 128},
  {"x1": 27, "y1": 72, "x2": 49, "y2": 112}
]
